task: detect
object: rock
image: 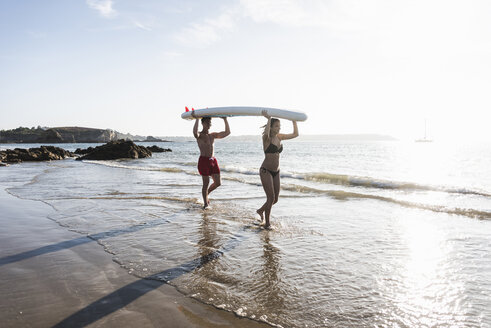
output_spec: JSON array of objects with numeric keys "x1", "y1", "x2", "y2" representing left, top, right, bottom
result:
[
  {"x1": 145, "y1": 136, "x2": 164, "y2": 142},
  {"x1": 146, "y1": 145, "x2": 172, "y2": 153},
  {"x1": 37, "y1": 129, "x2": 64, "y2": 143},
  {"x1": 74, "y1": 147, "x2": 94, "y2": 155},
  {"x1": 0, "y1": 126, "x2": 119, "y2": 143},
  {"x1": 76, "y1": 139, "x2": 152, "y2": 161},
  {"x1": 0, "y1": 146, "x2": 74, "y2": 164}
]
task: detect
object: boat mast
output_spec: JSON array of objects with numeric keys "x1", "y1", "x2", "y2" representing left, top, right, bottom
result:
[{"x1": 424, "y1": 119, "x2": 427, "y2": 140}]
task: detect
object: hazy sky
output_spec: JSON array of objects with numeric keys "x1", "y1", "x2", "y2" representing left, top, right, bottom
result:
[{"x1": 1, "y1": 0, "x2": 490, "y2": 140}]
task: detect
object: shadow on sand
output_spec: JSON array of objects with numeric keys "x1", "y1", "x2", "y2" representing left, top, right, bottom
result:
[
  {"x1": 52, "y1": 224, "x2": 260, "y2": 327},
  {"x1": 0, "y1": 218, "x2": 172, "y2": 267},
  {"x1": 1, "y1": 210, "x2": 262, "y2": 328}
]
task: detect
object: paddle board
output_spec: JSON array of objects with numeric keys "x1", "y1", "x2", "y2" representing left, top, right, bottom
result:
[{"x1": 181, "y1": 106, "x2": 307, "y2": 121}]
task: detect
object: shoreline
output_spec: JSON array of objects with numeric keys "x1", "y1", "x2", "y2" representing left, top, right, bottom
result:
[{"x1": 0, "y1": 186, "x2": 269, "y2": 328}]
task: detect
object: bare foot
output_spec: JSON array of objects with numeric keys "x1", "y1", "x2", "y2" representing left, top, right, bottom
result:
[
  {"x1": 203, "y1": 195, "x2": 210, "y2": 209},
  {"x1": 256, "y1": 209, "x2": 264, "y2": 222}
]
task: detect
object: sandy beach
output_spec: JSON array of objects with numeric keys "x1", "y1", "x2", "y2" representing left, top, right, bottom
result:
[{"x1": 0, "y1": 187, "x2": 269, "y2": 328}]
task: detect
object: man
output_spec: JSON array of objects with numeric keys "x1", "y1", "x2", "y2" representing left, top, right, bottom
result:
[{"x1": 191, "y1": 111, "x2": 230, "y2": 208}]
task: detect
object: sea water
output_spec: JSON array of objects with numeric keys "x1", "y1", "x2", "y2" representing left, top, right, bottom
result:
[{"x1": 1, "y1": 138, "x2": 490, "y2": 327}]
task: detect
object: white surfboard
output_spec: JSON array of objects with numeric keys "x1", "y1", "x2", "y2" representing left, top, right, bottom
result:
[{"x1": 181, "y1": 106, "x2": 307, "y2": 121}]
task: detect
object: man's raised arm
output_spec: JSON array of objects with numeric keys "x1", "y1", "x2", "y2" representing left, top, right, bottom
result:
[
  {"x1": 215, "y1": 117, "x2": 230, "y2": 139},
  {"x1": 192, "y1": 112, "x2": 199, "y2": 138}
]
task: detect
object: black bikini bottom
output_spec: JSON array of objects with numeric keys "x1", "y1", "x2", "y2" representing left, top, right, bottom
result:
[{"x1": 260, "y1": 167, "x2": 280, "y2": 178}]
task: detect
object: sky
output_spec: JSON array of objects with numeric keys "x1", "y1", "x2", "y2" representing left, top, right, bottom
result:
[{"x1": 1, "y1": 0, "x2": 490, "y2": 140}]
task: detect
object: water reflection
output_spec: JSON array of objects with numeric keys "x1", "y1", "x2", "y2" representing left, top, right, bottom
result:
[
  {"x1": 260, "y1": 233, "x2": 281, "y2": 288},
  {"x1": 197, "y1": 213, "x2": 221, "y2": 256},
  {"x1": 394, "y1": 214, "x2": 465, "y2": 327},
  {"x1": 195, "y1": 212, "x2": 223, "y2": 279},
  {"x1": 254, "y1": 232, "x2": 287, "y2": 322}
]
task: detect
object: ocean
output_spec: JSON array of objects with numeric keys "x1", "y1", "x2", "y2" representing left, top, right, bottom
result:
[{"x1": 1, "y1": 137, "x2": 490, "y2": 327}]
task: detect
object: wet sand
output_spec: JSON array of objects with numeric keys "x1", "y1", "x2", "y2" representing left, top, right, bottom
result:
[{"x1": 0, "y1": 187, "x2": 269, "y2": 328}]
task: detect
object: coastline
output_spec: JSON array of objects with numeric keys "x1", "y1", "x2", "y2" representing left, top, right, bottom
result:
[{"x1": 0, "y1": 186, "x2": 269, "y2": 328}]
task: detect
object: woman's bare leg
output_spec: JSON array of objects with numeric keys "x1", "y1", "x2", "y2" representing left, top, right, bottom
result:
[
  {"x1": 273, "y1": 172, "x2": 280, "y2": 205},
  {"x1": 258, "y1": 169, "x2": 275, "y2": 228},
  {"x1": 256, "y1": 169, "x2": 267, "y2": 220}
]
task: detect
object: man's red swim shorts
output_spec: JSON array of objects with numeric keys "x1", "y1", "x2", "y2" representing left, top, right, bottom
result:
[{"x1": 198, "y1": 156, "x2": 220, "y2": 176}]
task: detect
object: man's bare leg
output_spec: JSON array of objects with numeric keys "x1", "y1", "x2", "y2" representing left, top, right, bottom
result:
[
  {"x1": 201, "y1": 176, "x2": 210, "y2": 209},
  {"x1": 207, "y1": 174, "x2": 221, "y2": 198}
]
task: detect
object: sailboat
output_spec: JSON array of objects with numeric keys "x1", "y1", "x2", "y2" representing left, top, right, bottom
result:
[{"x1": 415, "y1": 119, "x2": 432, "y2": 142}]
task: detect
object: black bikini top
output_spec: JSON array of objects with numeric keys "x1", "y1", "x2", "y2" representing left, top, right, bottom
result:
[{"x1": 265, "y1": 142, "x2": 283, "y2": 154}]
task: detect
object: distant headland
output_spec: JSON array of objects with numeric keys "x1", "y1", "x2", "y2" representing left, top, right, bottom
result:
[{"x1": 0, "y1": 126, "x2": 166, "y2": 144}]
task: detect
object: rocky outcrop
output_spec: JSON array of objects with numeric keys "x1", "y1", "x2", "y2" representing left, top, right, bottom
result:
[
  {"x1": 74, "y1": 147, "x2": 95, "y2": 155},
  {"x1": 146, "y1": 145, "x2": 172, "y2": 153},
  {"x1": 144, "y1": 136, "x2": 165, "y2": 142},
  {"x1": 38, "y1": 129, "x2": 64, "y2": 143},
  {"x1": 46, "y1": 127, "x2": 117, "y2": 143},
  {"x1": 0, "y1": 126, "x2": 119, "y2": 143},
  {"x1": 0, "y1": 127, "x2": 44, "y2": 143},
  {"x1": 76, "y1": 140, "x2": 152, "y2": 160},
  {"x1": 0, "y1": 146, "x2": 74, "y2": 164}
]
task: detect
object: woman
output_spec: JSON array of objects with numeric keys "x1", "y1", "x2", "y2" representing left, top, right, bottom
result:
[{"x1": 257, "y1": 110, "x2": 299, "y2": 228}]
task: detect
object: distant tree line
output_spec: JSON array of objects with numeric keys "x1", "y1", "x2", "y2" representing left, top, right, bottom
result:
[{"x1": 0, "y1": 126, "x2": 47, "y2": 134}]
